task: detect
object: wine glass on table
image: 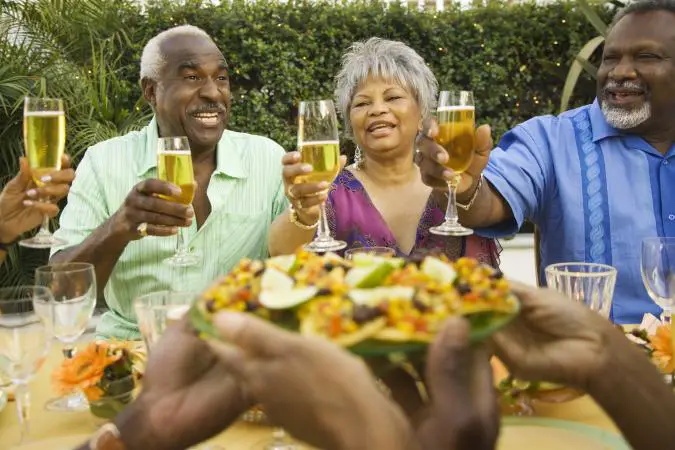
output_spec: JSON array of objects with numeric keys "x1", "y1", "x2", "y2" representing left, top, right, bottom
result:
[
  {"x1": 19, "y1": 97, "x2": 67, "y2": 248},
  {"x1": 157, "y1": 136, "x2": 200, "y2": 267},
  {"x1": 34, "y1": 262, "x2": 96, "y2": 412},
  {"x1": 0, "y1": 286, "x2": 53, "y2": 444},
  {"x1": 297, "y1": 99, "x2": 345, "y2": 253},
  {"x1": 134, "y1": 290, "x2": 195, "y2": 353},
  {"x1": 430, "y1": 90, "x2": 475, "y2": 237},
  {"x1": 641, "y1": 237, "x2": 675, "y2": 363}
]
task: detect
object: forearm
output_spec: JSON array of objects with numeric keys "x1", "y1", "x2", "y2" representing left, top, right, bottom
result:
[
  {"x1": 50, "y1": 214, "x2": 129, "y2": 296},
  {"x1": 588, "y1": 327, "x2": 675, "y2": 450},
  {"x1": 453, "y1": 179, "x2": 512, "y2": 229},
  {"x1": 268, "y1": 210, "x2": 316, "y2": 256}
]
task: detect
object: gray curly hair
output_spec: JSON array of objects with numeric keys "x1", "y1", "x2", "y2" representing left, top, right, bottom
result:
[{"x1": 334, "y1": 37, "x2": 438, "y2": 137}]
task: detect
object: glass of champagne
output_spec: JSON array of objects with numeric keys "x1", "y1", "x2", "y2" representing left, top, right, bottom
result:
[
  {"x1": 0, "y1": 286, "x2": 53, "y2": 444},
  {"x1": 297, "y1": 99, "x2": 345, "y2": 253},
  {"x1": 430, "y1": 91, "x2": 475, "y2": 237},
  {"x1": 20, "y1": 97, "x2": 67, "y2": 248},
  {"x1": 34, "y1": 262, "x2": 97, "y2": 412},
  {"x1": 641, "y1": 237, "x2": 675, "y2": 356},
  {"x1": 157, "y1": 136, "x2": 200, "y2": 267}
]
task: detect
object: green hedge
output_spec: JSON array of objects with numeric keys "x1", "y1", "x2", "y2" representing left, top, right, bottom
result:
[{"x1": 0, "y1": 0, "x2": 611, "y2": 284}]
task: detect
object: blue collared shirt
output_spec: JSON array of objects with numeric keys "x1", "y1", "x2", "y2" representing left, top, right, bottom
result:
[{"x1": 481, "y1": 99, "x2": 674, "y2": 324}]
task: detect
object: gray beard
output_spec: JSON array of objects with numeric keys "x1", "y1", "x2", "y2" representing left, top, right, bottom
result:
[{"x1": 601, "y1": 101, "x2": 651, "y2": 130}]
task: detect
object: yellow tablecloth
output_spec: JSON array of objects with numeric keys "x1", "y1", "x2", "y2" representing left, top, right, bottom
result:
[{"x1": 0, "y1": 339, "x2": 620, "y2": 450}]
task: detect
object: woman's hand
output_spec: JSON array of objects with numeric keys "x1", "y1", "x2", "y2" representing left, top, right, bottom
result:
[
  {"x1": 281, "y1": 151, "x2": 345, "y2": 226},
  {"x1": 0, "y1": 156, "x2": 75, "y2": 243}
]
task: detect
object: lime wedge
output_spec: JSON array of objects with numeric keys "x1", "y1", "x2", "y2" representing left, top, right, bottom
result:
[
  {"x1": 266, "y1": 255, "x2": 296, "y2": 273},
  {"x1": 345, "y1": 263, "x2": 395, "y2": 288},
  {"x1": 260, "y1": 267, "x2": 294, "y2": 291},
  {"x1": 259, "y1": 287, "x2": 319, "y2": 309},
  {"x1": 349, "y1": 287, "x2": 415, "y2": 305},
  {"x1": 421, "y1": 257, "x2": 456, "y2": 284}
]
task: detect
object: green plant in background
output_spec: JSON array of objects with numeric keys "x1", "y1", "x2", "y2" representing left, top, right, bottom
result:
[
  {"x1": 559, "y1": 0, "x2": 623, "y2": 112},
  {"x1": 1, "y1": 0, "x2": 609, "y2": 286}
]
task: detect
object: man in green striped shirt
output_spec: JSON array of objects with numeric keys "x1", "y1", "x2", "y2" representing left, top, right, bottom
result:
[{"x1": 50, "y1": 25, "x2": 288, "y2": 340}]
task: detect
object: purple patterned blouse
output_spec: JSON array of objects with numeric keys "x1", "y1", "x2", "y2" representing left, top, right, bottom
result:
[{"x1": 325, "y1": 170, "x2": 500, "y2": 266}]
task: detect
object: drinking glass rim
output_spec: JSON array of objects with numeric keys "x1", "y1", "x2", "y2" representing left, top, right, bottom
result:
[
  {"x1": 545, "y1": 262, "x2": 617, "y2": 276},
  {"x1": 35, "y1": 262, "x2": 94, "y2": 275},
  {"x1": 642, "y1": 237, "x2": 675, "y2": 245},
  {"x1": 344, "y1": 246, "x2": 396, "y2": 257}
]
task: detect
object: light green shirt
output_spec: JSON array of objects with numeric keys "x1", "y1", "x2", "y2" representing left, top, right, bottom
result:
[{"x1": 52, "y1": 117, "x2": 288, "y2": 340}]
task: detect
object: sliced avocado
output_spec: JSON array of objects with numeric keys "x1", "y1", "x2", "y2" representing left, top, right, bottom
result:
[
  {"x1": 260, "y1": 267, "x2": 294, "y2": 292},
  {"x1": 421, "y1": 257, "x2": 457, "y2": 284},
  {"x1": 266, "y1": 255, "x2": 296, "y2": 273},
  {"x1": 345, "y1": 263, "x2": 395, "y2": 288},
  {"x1": 259, "y1": 287, "x2": 319, "y2": 309}
]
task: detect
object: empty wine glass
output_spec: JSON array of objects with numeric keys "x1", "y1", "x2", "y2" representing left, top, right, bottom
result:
[
  {"x1": 0, "y1": 286, "x2": 53, "y2": 444},
  {"x1": 641, "y1": 237, "x2": 675, "y2": 324},
  {"x1": 134, "y1": 291, "x2": 195, "y2": 353},
  {"x1": 34, "y1": 262, "x2": 96, "y2": 412}
]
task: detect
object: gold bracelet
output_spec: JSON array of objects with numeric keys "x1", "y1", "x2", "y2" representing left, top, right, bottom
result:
[
  {"x1": 288, "y1": 205, "x2": 319, "y2": 230},
  {"x1": 456, "y1": 175, "x2": 484, "y2": 211}
]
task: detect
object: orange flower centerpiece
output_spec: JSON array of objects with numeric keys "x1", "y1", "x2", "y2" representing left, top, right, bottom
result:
[
  {"x1": 628, "y1": 323, "x2": 675, "y2": 385},
  {"x1": 52, "y1": 341, "x2": 139, "y2": 421}
]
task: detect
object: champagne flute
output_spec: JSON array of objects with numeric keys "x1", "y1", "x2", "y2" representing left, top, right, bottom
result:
[
  {"x1": 34, "y1": 262, "x2": 96, "y2": 412},
  {"x1": 641, "y1": 237, "x2": 675, "y2": 356},
  {"x1": 0, "y1": 286, "x2": 53, "y2": 444},
  {"x1": 430, "y1": 90, "x2": 475, "y2": 237},
  {"x1": 297, "y1": 99, "x2": 345, "y2": 253},
  {"x1": 157, "y1": 136, "x2": 200, "y2": 267},
  {"x1": 19, "y1": 97, "x2": 67, "y2": 248}
]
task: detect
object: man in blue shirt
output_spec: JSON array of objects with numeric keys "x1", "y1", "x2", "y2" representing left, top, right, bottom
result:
[{"x1": 417, "y1": 0, "x2": 675, "y2": 324}]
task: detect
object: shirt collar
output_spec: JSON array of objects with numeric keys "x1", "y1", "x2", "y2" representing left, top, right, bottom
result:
[
  {"x1": 589, "y1": 98, "x2": 623, "y2": 143},
  {"x1": 136, "y1": 116, "x2": 248, "y2": 179}
]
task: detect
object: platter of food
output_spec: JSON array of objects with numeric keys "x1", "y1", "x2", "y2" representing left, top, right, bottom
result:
[{"x1": 190, "y1": 250, "x2": 520, "y2": 355}]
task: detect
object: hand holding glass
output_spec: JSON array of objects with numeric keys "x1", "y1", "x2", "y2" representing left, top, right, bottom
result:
[
  {"x1": 157, "y1": 136, "x2": 199, "y2": 267},
  {"x1": 20, "y1": 97, "x2": 67, "y2": 248},
  {"x1": 430, "y1": 91, "x2": 475, "y2": 237}
]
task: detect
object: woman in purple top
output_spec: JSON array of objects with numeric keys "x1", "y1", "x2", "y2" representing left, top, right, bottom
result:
[{"x1": 269, "y1": 38, "x2": 498, "y2": 266}]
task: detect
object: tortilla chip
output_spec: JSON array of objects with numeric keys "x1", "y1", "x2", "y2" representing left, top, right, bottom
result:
[{"x1": 300, "y1": 316, "x2": 386, "y2": 347}]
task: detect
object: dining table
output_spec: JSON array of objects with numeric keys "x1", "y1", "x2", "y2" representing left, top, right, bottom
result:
[{"x1": 1, "y1": 334, "x2": 626, "y2": 450}]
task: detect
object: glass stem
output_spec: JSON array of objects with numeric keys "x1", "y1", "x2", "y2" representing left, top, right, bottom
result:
[
  {"x1": 14, "y1": 383, "x2": 30, "y2": 443},
  {"x1": 35, "y1": 214, "x2": 51, "y2": 236},
  {"x1": 444, "y1": 176, "x2": 461, "y2": 224},
  {"x1": 176, "y1": 227, "x2": 188, "y2": 256},
  {"x1": 315, "y1": 203, "x2": 330, "y2": 241},
  {"x1": 62, "y1": 344, "x2": 76, "y2": 360}
]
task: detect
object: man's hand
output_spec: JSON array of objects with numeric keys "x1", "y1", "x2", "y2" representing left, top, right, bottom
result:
[
  {"x1": 417, "y1": 122, "x2": 493, "y2": 196},
  {"x1": 281, "y1": 151, "x2": 346, "y2": 226},
  {"x1": 110, "y1": 179, "x2": 194, "y2": 242},
  {"x1": 209, "y1": 312, "x2": 415, "y2": 450},
  {"x1": 491, "y1": 282, "x2": 611, "y2": 390},
  {"x1": 115, "y1": 318, "x2": 250, "y2": 450},
  {"x1": 0, "y1": 156, "x2": 74, "y2": 243},
  {"x1": 417, "y1": 317, "x2": 499, "y2": 450}
]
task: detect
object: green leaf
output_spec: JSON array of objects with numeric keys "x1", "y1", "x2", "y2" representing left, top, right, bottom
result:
[
  {"x1": 560, "y1": 36, "x2": 605, "y2": 113},
  {"x1": 578, "y1": 0, "x2": 609, "y2": 36}
]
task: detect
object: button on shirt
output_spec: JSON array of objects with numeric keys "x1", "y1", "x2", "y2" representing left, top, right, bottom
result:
[
  {"x1": 480, "y1": 99, "x2": 673, "y2": 324},
  {"x1": 51, "y1": 117, "x2": 288, "y2": 340}
]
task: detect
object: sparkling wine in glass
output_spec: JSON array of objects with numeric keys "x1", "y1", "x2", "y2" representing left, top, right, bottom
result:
[
  {"x1": 34, "y1": 262, "x2": 96, "y2": 412},
  {"x1": 20, "y1": 97, "x2": 67, "y2": 249},
  {"x1": 430, "y1": 91, "x2": 475, "y2": 237},
  {"x1": 0, "y1": 286, "x2": 53, "y2": 444},
  {"x1": 297, "y1": 100, "x2": 345, "y2": 253},
  {"x1": 157, "y1": 136, "x2": 200, "y2": 267}
]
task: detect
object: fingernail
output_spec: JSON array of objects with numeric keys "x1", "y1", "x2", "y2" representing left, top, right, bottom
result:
[
  {"x1": 26, "y1": 189, "x2": 38, "y2": 198},
  {"x1": 170, "y1": 227, "x2": 178, "y2": 234},
  {"x1": 23, "y1": 200, "x2": 34, "y2": 206},
  {"x1": 170, "y1": 186, "x2": 182, "y2": 196},
  {"x1": 40, "y1": 175, "x2": 52, "y2": 183},
  {"x1": 442, "y1": 170, "x2": 454, "y2": 179},
  {"x1": 317, "y1": 182, "x2": 329, "y2": 189},
  {"x1": 186, "y1": 206, "x2": 195, "y2": 217},
  {"x1": 214, "y1": 312, "x2": 246, "y2": 337},
  {"x1": 301, "y1": 164, "x2": 312, "y2": 173}
]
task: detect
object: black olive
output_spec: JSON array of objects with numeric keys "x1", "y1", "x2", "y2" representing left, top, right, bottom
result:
[
  {"x1": 245, "y1": 302, "x2": 258, "y2": 312},
  {"x1": 456, "y1": 282, "x2": 472, "y2": 295},
  {"x1": 412, "y1": 298, "x2": 429, "y2": 312},
  {"x1": 489, "y1": 270, "x2": 504, "y2": 280},
  {"x1": 323, "y1": 263, "x2": 335, "y2": 271},
  {"x1": 254, "y1": 268, "x2": 265, "y2": 277},
  {"x1": 206, "y1": 299, "x2": 216, "y2": 313},
  {"x1": 353, "y1": 305, "x2": 382, "y2": 324},
  {"x1": 316, "y1": 288, "x2": 332, "y2": 296}
]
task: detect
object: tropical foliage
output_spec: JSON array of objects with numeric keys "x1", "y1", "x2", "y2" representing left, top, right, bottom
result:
[{"x1": 0, "y1": 0, "x2": 610, "y2": 286}]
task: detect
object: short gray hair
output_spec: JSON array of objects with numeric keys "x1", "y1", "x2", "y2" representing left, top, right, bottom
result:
[
  {"x1": 335, "y1": 37, "x2": 438, "y2": 136},
  {"x1": 610, "y1": 0, "x2": 675, "y2": 28},
  {"x1": 140, "y1": 25, "x2": 215, "y2": 81}
]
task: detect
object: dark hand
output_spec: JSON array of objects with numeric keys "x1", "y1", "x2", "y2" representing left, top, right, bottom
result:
[
  {"x1": 115, "y1": 317, "x2": 250, "y2": 450},
  {"x1": 417, "y1": 317, "x2": 499, "y2": 450},
  {"x1": 282, "y1": 151, "x2": 346, "y2": 226},
  {"x1": 209, "y1": 312, "x2": 414, "y2": 450},
  {"x1": 111, "y1": 179, "x2": 194, "y2": 241},
  {"x1": 0, "y1": 156, "x2": 74, "y2": 243},
  {"x1": 417, "y1": 122, "x2": 493, "y2": 195},
  {"x1": 491, "y1": 282, "x2": 610, "y2": 390}
]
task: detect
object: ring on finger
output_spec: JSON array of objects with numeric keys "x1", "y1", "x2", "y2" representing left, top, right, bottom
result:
[
  {"x1": 137, "y1": 222, "x2": 149, "y2": 238},
  {"x1": 287, "y1": 187, "x2": 297, "y2": 200}
]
